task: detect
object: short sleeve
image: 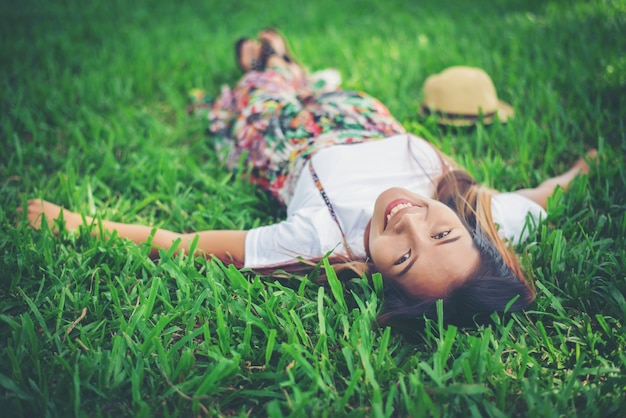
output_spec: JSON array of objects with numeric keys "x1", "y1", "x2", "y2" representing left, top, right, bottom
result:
[
  {"x1": 491, "y1": 193, "x2": 547, "y2": 244},
  {"x1": 244, "y1": 207, "x2": 339, "y2": 269}
]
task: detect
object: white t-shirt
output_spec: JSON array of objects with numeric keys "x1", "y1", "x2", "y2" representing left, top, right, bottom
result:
[{"x1": 244, "y1": 134, "x2": 545, "y2": 269}]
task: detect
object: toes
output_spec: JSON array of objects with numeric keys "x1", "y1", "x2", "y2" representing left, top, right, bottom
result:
[
  {"x1": 236, "y1": 39, "x2": 262, "y2": 72},
  {"x1": 258, "y1": 28, "x2": 288, "y2": 58}
]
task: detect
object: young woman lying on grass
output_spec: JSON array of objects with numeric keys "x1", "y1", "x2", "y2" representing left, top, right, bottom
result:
[{"x1": 23, "y1": 29, "x2": 596, "y2": 327}]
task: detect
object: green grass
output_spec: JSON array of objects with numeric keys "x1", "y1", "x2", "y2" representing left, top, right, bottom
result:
[{"x1": 1, "y1": 0, "x2": 625, "y2": 416}]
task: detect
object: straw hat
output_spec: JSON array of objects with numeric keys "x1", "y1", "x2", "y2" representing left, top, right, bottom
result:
[{"x1": 420, "y1": 66, "x2": 514, "y2": 126}]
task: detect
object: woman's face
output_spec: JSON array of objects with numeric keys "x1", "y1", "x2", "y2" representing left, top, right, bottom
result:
[{"x1": 365, "y1": 187, "x2": 481, "y2": 297}]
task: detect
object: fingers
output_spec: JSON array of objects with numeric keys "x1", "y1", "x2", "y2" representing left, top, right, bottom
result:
[
  {"x1": 17, "y1": 199, "x2": 61, "y2": 230},
  {"x1": 586, "y1": 148, "x2": 598, "y2": 159},
  {"x1": 17, "y1": 199, "x2": 85, "y2": 233},
  {"x1": 572, "y1": 149, "x2": 599, "y2": 176},
  {"x1": 25, "y1": 199, "x2": 48, "y2": 230}
]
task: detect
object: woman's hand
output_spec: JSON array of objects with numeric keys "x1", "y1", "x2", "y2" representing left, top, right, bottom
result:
[
  {"x1": 19, "y1": 198, "x2": 247, "y2": 264},
  {"x1": 514, "y1": 149, "x2": 598, "y2": 208},
  {"x1": 20, "y1": 199, "x2": 83, "y2": 232}
]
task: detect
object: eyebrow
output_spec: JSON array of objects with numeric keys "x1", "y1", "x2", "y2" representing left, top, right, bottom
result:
[
  {"x1": 398, "y1": 235, "x2": 463, "y2": 276},
  {"x1": 436, "y1": 235, "x2": 461, "y2": 246},
  {"x1": 398, "y1": 255, "x2": 417, "y2": 277}
]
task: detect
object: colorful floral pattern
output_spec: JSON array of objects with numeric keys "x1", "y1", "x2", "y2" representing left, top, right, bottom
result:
[{"x1": 204, "y1": 67, "x2": 406, "y2": 205}]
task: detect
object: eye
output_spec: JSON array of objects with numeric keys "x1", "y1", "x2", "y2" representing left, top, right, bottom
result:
[
  {"x1": 394, "y1": 250, "x2": 411, "y2": 265},
  {"x1": 432, "y1": 230, "x2": 451, "y2": 240}
]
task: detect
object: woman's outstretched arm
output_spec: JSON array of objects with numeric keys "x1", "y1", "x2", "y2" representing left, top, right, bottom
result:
[
  {"x1": 513, "y1": 150, "x2": 597, "y2": 209},
  {"x1": 22, "y1": 199, "x2": 247, "y2": 265}
]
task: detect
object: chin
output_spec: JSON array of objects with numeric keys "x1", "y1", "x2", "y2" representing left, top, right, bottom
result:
[{"x1": 377, "y1": 188, "x2": 429, "y2": 206}]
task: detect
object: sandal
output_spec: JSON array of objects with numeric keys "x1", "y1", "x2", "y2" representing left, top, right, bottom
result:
[
  {"x1": 258, "y1": 28, "x2": 295, "y2": 65},
  {"x1": 235, "y1": 38, "x2": 263, "y2": 72},
  {"x1": 258, "y1": 28, "x2": 305, "y2": 80}
]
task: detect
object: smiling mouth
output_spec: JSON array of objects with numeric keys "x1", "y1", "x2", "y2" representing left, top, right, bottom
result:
[{"x1": 384, "y1": 199, "x2": 415, "y2": 228}]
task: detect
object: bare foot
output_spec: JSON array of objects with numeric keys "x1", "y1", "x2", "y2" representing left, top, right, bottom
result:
[{"x1": 21, "y1": 199, "x2": 82, "y2": 232}]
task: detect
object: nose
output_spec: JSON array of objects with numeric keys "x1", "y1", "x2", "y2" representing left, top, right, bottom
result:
[{"x1": 393, "y1": 211, "x2": 426, "y2": 237}]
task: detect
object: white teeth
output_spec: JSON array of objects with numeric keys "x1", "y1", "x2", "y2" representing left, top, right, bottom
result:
[{"x1": 387, "y1": 203, "x2": 413, "y2": 223}]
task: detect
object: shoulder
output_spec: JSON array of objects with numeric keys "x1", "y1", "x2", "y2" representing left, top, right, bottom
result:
[
  {"x1": 491, "y1": 192, "x2": 547, "y2": 244},
  {"x1": 244, "y1": 208, "x2": 340, "y2": 268}
]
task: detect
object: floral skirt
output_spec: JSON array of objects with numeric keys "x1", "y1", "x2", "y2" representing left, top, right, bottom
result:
[{"x1": 194, "y1": 67, "x2": 406, "y2": 205}]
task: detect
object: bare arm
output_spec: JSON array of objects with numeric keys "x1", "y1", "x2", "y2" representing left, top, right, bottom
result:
[
  {"x1": 513, "y1": 150, "x2": 597, "y2": 209},
  {"x1": 23, "y1": 200, "x2": 247, "y2": 265}
]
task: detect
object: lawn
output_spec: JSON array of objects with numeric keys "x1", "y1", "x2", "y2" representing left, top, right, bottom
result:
[{"x1": 1, "y1": 0, "x2": 625, "y2": 416}]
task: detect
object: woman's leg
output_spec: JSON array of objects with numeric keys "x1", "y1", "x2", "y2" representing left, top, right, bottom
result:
[
  {"x1": 226, "y1": 56, "x2": 306, "y2": 164},
  {"x1": 311, "y1": 90, "x2": 406, "y2": 137},
  {"x1": 210, "y1": 31, "x2": 405, "y2": 204}
]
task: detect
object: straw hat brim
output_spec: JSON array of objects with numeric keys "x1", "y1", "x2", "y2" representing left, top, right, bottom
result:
[{"x1": 420, "y1": 99, "x2": 514, "y2": 127}]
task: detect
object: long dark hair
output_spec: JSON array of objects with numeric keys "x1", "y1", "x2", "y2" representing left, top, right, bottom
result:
[{"x1": 377, "y1": 169, "x2": 536, "y2": 327}]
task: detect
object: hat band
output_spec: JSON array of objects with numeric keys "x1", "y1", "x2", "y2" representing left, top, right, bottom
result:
[{"x1": 421, "y1": 106, "x2": 496, "y2": 121}]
